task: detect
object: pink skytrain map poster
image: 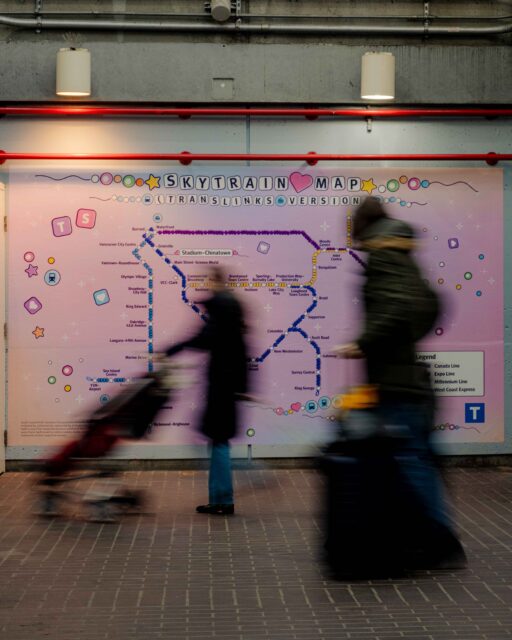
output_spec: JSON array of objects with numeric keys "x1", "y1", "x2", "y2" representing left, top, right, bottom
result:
[{"x1": 7, "y1": 167, "x2": 503, "y2": 449}]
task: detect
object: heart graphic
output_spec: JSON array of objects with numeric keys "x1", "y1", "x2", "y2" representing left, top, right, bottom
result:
[
  {"x1": 290, "y1": 402, "x2": 302, "y2": 412},
  {"x1": 96, "y1": 293, "x2": 106, "y2": 302},
  {"x1": 289, "y1": 172, "x2": 313, "y2": 193},
  {"x1": 29, "y1": 301, "x2": 39, "y2": 310}
]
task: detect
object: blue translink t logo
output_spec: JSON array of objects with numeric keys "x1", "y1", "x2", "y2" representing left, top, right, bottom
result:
[{"x1": 465, "y1": 403, "x2": 485, "y2": 424}]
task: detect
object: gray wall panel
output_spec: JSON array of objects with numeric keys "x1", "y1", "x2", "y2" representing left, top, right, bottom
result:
[{"x1": 1, "y1": 42, "x2": 511, "y2": 104}]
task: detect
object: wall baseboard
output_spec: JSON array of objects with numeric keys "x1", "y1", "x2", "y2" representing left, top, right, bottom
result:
[{"x1": 6, "y1": 454, "x2": 512, "y2": 472}]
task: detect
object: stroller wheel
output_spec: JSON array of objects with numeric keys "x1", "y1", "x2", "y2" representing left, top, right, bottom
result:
[
  {"x1": 122, "y1": 489, "x2": 145, "y2": 507},
  {"x1": 37, "y1": 490, "x2": 62, "y2": 518},
  {"x1": 113, "y1": 489, "x2": 146, "y2": 513},
  {"x1": 86, "y1": 500, "x2": 119, "y2": 523}
]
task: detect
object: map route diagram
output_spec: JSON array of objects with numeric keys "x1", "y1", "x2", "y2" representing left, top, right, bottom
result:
[{"x1": 7, "y1": 167, "x2": 504, "y2": 448}]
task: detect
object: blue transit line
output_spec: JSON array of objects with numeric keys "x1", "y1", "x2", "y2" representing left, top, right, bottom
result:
[
  {"x1": 132, "y1": 233, "x2": 156, "y2": 372},
  {"x1": 273, "y1": 334, "x2": 285, "y2": 347},
  {"x1": 151, "y1": 251, "x2": 206, "y2": 320},
  {"x1": 88, "y1": 376, "x2": 134, "y2": 383},
  {"x1": 311, "y1": 341, "x2": 321, "y2": 354},
  {"x1": 139, "y1": 231, "x2": 323, "y2": 389},
  {"x1": 252, "y1": 285, "x2": 321, "y2": 394}
]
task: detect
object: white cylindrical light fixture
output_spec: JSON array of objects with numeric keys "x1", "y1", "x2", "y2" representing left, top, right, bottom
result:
[
  {"x1": 211, "y1": 0, "x2": 232, "y2": 22},
  {"x1": 361, "y1": 52, "x2": 395, "y2": 101},
  {"x1": 56, "y1": 48, "x2": 91, "y2": 97}
]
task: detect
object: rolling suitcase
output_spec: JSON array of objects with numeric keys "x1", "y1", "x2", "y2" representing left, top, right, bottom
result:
[{"x1": 321, "y1": 450, "x2": 422, "y2": 578}]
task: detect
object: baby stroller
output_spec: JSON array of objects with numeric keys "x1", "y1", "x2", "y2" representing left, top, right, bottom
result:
[{"x1": 36, "y1": 360, "x2": 182, "y2": 521}]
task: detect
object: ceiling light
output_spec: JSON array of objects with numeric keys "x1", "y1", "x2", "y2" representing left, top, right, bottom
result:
[
  {"x1": 361, "y1": 52, "x2": 395, "y2": 101},
  {"x1": 56, "y1": 48, "x2": 91, "y2": 97}
]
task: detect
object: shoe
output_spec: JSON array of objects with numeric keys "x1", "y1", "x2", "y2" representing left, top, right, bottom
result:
[{"x1": 196, "y1": 503, "x2": 235, "y2": 515}]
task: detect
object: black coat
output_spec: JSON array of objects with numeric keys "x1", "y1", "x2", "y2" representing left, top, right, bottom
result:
[
  {"x1": 355, "y1": 217, "x2": 437, "y2": 402},
  {"x1": 166, "y1": 290, "x2": 249, "y2": 443}
]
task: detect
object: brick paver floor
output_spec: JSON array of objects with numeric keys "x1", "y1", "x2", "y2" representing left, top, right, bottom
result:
[{"x1": 1, "y1": 466, "x2": 512, "y2": 639}]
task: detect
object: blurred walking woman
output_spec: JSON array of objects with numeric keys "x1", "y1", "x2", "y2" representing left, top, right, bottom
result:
[{"x1": 166, "y1": 265, "x2": 249, "y2": 515}]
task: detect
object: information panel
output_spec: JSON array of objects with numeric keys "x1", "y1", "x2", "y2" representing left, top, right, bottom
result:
[{"x1": 7, "y1": 167, "x2": 503, "y2": 448}]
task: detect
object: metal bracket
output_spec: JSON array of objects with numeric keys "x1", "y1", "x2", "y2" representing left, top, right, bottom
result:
[
  {"x1": 486, "y1": 152, "x2": 499, "y2": 166},
  {"x1": 366, "y1": 117, "x2": 373, "y2": 133},
  {"x1": 34, "y1": 0, "x2": 43, "y2": 34},
  {"x1": 179, "y1": 151, "x2": 193, "y2": 166},
  {"x1": 306, "y1": 151, "x2": 318, "y2": 166},
  {"x1": 424, "y1": 1, "x2": 430, "y2": 38},
  {"x1": 204, "y1": 1, "x2": 238, "y2": 18}
]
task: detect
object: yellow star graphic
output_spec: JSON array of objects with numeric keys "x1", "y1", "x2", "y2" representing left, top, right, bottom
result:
[
  {"x1": 361, "y1": 178, "x2": 377, "y2": 195},
  {"x1": 32, "y1": 326, "x2": 45, "y2": 339},
  {"x1": 145, "y1": 174, "x2": 161, "y2": 190}
]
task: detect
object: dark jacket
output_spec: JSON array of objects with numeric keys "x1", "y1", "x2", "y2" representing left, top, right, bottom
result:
[
  {"x1": 166, "y1": 289, "x2": 248, "y2": 442},
  {"x1": 355, "y1": 217, "x2": 437, "y2": 402}
]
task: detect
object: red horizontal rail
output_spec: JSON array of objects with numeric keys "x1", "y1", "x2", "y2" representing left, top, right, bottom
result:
[
  {"x1": 0, "y1": 152, "x2": 509, "y2": 163},
  {"x1": 1, "y1": 106, "x2": 512, "y2": 119}
]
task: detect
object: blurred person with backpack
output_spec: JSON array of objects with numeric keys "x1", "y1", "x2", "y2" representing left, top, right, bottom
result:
[{"x1": 332, "y1": 196, "x2": 466, "y2": 571}]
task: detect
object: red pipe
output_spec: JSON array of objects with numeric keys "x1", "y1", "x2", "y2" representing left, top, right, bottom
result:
[
  {"x1": 1, "y1": 106, "x2": 512, "y2": 119},
  {"x1": 0, "y1": 152, "x2": 510, "y2": 162}
]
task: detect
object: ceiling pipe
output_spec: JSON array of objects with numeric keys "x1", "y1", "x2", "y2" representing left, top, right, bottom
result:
[
  {"x1": 0, "y1": 152, "x2": 510, "y2": 164},
  {"x1": 1, "y1": 14, "x2": 512, "y2": 36},
  {"x1": 1, "y1": 107, "x2": 512, "y2": 119}
]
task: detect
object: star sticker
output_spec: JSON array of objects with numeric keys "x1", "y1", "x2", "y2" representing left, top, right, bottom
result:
[
  {"x1": 361, "y1": 178, "x2": 377, "y2": 195},
  {"x1": 145, "y1": 174, "x2": 161, "y2": 190},
  {"x1": 32, "y1": 326, "x2": 44, "y2": 339},
  {"x1": 25, "y1": 264, "x2": 38, "y2": 278}
]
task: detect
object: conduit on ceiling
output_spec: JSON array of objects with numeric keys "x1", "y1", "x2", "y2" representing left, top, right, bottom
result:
[
  {"x1": 1, "y1": 12, "x2": 512, "y2": 37},
  {"x1": 0, "y1": 152, "x2": 508, "y2": 165},
  {"x1": 1, "y1": 107, "x2": 512, "y2": 119}
]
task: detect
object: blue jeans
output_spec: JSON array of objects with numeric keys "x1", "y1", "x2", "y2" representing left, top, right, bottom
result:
[
  {"x1": 209, "y1": 442, "x2": 234, "y2": 505},
  {"x1": 379, "y1": 402, "x2": 452, "y2": 529}
]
